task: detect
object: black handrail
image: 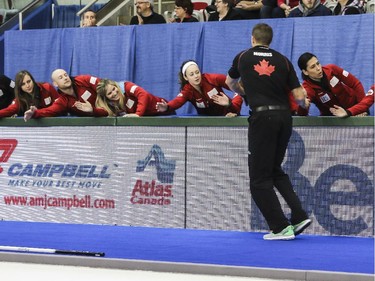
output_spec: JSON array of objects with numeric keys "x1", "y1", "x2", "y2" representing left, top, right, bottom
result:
[{"x1": 0, "y1": 0, "x2": 47, "y2": 35}]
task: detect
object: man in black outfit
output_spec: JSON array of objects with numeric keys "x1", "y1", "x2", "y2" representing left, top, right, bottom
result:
[
  {"x1": 130, "y1": 0, "x2": 166, "y2": 25},
  {"x1": 226, "y1": 23, "x2": 311, "y2": 240}
]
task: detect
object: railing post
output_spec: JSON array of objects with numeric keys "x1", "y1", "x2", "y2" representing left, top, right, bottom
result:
[
  {"x1": 18, "y1": 11, "x2": 22, "y2": 30},
  {"x1": 76, "y1": 0, "x2": 99, "y2": 17}
]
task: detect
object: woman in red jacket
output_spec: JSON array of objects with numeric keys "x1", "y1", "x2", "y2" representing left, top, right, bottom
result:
[
  {"x1": 0, "y1": 70, "x2": 59, "y2": 118},
  {"x1": 296, "y1": 52, "x2": 373, "y2": 117},
  {"x1": 74, "y1": 79, "x2": 175, "y2": 117},
  {"x1": 156, "y1": 60, "x2": 243, "y2": 116}
]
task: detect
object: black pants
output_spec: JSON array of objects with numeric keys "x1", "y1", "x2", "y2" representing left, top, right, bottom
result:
[{"x1": 248, "y1": 110, "x2": 307, "y2": 233}]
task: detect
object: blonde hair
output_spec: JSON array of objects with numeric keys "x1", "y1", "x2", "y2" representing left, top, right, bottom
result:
[{"x1": 96, "y1": 79, "x2": 126, "y2": 116}]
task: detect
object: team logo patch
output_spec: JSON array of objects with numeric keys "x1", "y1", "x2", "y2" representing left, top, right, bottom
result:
[
  {"x1": 330, "y1": 76, "x2": 339, "y2": 87},
  {"x1": 207, "y1": 88, "x2": 218, "y2": 98},
  {"x1": 254, "y1": 59, "x2": 275, "y2": 76},
  {"x1": 89, "y1": 77, "x2": 97, "y2": 85},
  {"x1": 44, "y1": 97, "x2": 52, "y2": 105},
  {"x1": 126, "y1": 99, "x2": 135, "y2": 108},
  {"x1": 196, "y1": 101, "x2": 206, "y2": 108},
  {"x1": 319, "y1": 93, "x2": 331, "y2": 103},
  {"x1": 81, "y1": 90, "x2": 91, "y2": 101}
]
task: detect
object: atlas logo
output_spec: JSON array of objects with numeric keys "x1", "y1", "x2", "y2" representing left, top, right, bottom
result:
[
  {"x1": 131, "y1": 145, "x2": 176, "y2": 205},
  {"x1": 136, "y1": 144, "x2": 176, "y2": 183}
]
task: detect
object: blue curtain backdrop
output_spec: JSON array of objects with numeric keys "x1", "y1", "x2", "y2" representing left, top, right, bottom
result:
[
  {"x1": 0, "y1": 3, "x2": 104, "y2": 74},
  {"x1": 69, "y1": 26, "x2": 134, "y2": 80},
  {"x1": 0, "y1": 0, "x2": 54, "y2": 74},
  {"x1": 4, "y1": 14, "x2": 375, "y2": 116},
  {"x1": 290, "y1": 15, "x2": 373, "y2": 86}
]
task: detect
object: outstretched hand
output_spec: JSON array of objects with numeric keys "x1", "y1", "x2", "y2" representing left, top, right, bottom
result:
[
  {"x1": 156, "y1": 100, "x2": 168, "y2": 112},
  {"x1": 294, "y1": 86, "x2": 309, "y2": 109},
  {"x1": 329, "y1": 105, "x2": 348, "y2": 117},
  {"x1": 225, "y1": 112, "x2": 238, "y2": 117},
  {"x1": 123, "y1": 113, "x2": 140, "y2": 117},
  {"x1": 24, "y1": 106, "x2": 37, "y2": 122},
  {"x1": 74, "y1": 100, "x2": 93, "y2": 113},
  {"x1": 211, "y1": 92, "x2": 231, "y2": 107}
]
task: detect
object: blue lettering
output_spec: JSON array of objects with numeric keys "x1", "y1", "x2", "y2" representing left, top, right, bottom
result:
[
  {"x1": 19, "y1": 164, "x2": 33, "y2": 176},
  {"x1": 33, "y1": 164, "x2": 52, "y2": 177},
  {"x1": 87, "y1": 166, "x2": 99, "y2": 178},
  {"x1": 99, "y1": 166, "x2": 110, "y2": 179},
  {"x1": 283, "y1": 131, "x2": 315, "y2": 217},
  {"x1": 314, "y1": 164, "x2": 373, "y2": 235},
  {"x1": 6, "y1": 163, "x2": 112, "y2": 179},
  {"x1": 76, "y1": 165, "x2": 91, "y2": 178},
  {"x1": 48, "y1": 165, "x2": 64, "y2": 177},
  {"x1": 250, "y1": 130, "x2": 374, "y2": 235},
  {"x1": 62, "y1": 165, "x2": 78, "y2": 177},
  {"x1": 8, "y1": 163, "x2": 22, "y2": 176}
]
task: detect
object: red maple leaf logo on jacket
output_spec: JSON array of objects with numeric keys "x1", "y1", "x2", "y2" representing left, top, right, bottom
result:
[{"x1": 254, "y1": 59, "x2": 275, "y2": 76}]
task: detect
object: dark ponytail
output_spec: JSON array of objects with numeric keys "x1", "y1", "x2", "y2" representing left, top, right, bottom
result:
[{"x1": 297, "y1": 52, "x2": 316, "y2": 80}]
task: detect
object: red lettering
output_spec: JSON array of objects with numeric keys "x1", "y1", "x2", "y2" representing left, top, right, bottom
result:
[
  {"x1": 131, "y1": 179, "x2": 173, "y2": 204},
  {"x1": 0, "y1": 139, "x2": 18, "y2": 174},
  {"x1": 164, "y1": 185, "x2": 172, "y2": 197},
  {"x1": 132, "y1": 179, "x2": 143, "y2": 196},
  {"x1": 130, "y1": 196, "x2": 171, "y2": 206}
]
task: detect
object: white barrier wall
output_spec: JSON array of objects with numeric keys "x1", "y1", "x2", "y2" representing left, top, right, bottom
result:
[{"x1": 0, "y1": 124, "x2": 373, "y2": 237}]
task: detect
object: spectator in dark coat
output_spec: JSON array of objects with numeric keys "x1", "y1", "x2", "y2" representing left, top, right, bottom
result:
[
  {"x1": 208, "y1": 0, "x2": 243, "y2": 21},
  {"x1": 288, "y1": 0, "x2": 332, "y2": 17}
]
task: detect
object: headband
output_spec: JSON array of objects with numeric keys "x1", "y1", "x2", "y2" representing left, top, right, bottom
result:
[{"x1": 182, "y1": 61, "x2": 198, "y2": 77}]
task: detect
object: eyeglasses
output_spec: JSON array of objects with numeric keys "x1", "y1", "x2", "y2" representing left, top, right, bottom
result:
[{"x1": 134, "y1": 1, "x2": 148, "y2": 5}]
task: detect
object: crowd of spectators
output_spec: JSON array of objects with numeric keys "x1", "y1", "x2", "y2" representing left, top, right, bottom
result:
[{"x1": 78, "y1": 0, "x2": 373, "y2": 26}]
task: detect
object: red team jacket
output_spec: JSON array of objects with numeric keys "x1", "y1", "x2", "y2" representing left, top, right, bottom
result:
[
  {"x1": 297, "y1": 64, "x2": 373, "y2": 116},
  {"x1": 0, "y1": 82, "x2": 60, "y2": 118},
  {"x1": 93, "y1": 81, "x2": 171, "y2": 117},
  {"x1": 33, "y1": 75, "x2": 100, "y2": 118},
  {"x1": 166, "y1": 73, "x2": 243, "y2": 116}
]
